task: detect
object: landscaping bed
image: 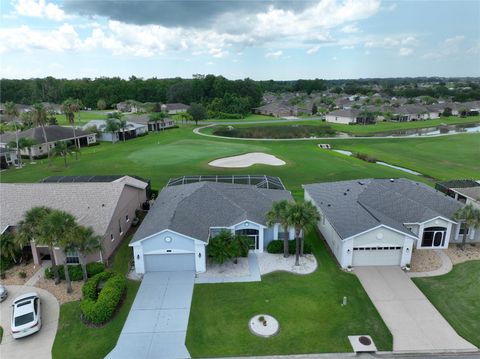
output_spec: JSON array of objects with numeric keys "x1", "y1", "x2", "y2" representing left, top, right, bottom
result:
[
  {"x1": 0, "y1": 262, "x2": 39, "y2": 285},
  {"x1": 445, "y1": 244, "x2": 480, "y2": 264},
  {"x1": 213, "y1": 125, "x2": 336, "y2": 139},
  {"x1": 409, "y1": 249, "x2": 442, "y2": 273}
]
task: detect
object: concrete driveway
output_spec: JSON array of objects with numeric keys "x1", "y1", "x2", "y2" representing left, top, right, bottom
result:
[
  {"x1": 106, "y1": 271, "x2": 195, "y2": 359},
  {"x1": 355, "y1": 266, "x2": 477, "y2": 352},
  {"x1": 0, "y1": 285, "x2": 59, "y2": 359}
]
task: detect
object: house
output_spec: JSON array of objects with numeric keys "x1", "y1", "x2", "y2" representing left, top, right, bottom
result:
[
  {"x1": 126, "y1": 114, "x2": 176, "y2": 132},
  {"x1": 0, "y1": 126, "x2": 97, "y2": 158},
  {"x1": 0, "y1": 147, "x2": 17, "y2": 168},
  {"x1": 82, "y1": 119, "x2": 147, "y2": 142},
  {"x1": 325, "y1": 109, "x2": 376, "y2": 124},
  {"x1": 253, "y1": 101, "x2": 295, "y2": 117},
  {"x1": 116, "y1": 101, "x2": 139, "y2": 113},
  {"x1": 0, "y1": 176, "x2": 149, "y2": 266},
  {"x1": 161, "y1": 103, "x2": 190, "y2": 115},
  {"x1": 303, "y1": 179, "x2": 464, "y2": 269},
  {"x1": 130, "y1": 178, "x2": 294, "y2": 274}
]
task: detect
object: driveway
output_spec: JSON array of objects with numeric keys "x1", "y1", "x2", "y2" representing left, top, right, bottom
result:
[
  {"x1": 0, "y1": 285, "x2": 59, "y2": 359},
  {"x1": 106, "y1": 271, "x2": 195, "y2": 359},
  {"x1": 355, "y1": 266, "x2": 477, "y2": 352}
]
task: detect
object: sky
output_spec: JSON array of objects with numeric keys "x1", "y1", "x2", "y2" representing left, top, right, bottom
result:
[{"x1": 0, "y1": 0, "x2": 479, "y2": 80}]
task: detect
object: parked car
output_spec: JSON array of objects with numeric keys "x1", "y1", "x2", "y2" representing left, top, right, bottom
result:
[
  {"x1": 0, "y1": 285, "x2": 7, "y2": 302},
  {"x1": 11, "y1": 292, "x2": 41, "y2": 339}
]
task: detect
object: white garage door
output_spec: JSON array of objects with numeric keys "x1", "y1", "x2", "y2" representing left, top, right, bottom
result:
[
  {"x1": 144, "y1": 253, "x2": 195, "y2": 272},
  {"x1": 352, "y1": 246, "x2": 402, "y2": 266}
]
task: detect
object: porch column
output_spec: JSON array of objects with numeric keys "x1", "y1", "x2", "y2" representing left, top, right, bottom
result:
[
  {"x1": 258, "y1": 228, "x2": 264, "y2": 253},
  {"x1": 273, "y1": 223, "x2": 279, "y2": 240},
  {"x1": 31, "y1": 240, "x2": 41, "y2": 266}
]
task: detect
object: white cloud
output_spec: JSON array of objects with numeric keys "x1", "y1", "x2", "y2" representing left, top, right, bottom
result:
[
  {"x1": 265, "y1": 50, "x2": 283, "y2": 58},
  {"x1": 341, "y1": 23, "x2": 360, "y2": 33},
  {"x1": 422, "y1": 35, "x2": 465, "y2": 59},
  {"x1": 399, "y1": 47, "x2": 413, "y2": 56},
  {"x1": 306, "y1": 46, "x2": 320, "y2": 54},
  {"x1": 14, "y1": 0, "x2": 68, "y2": 21},
  {"x1": 365, "y1": 34, "x2": 418, "y2": 49}
]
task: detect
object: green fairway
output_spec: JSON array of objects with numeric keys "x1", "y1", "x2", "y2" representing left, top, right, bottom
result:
[
  {"x1": 413, "y1": 261, "x2": 480, "y2": 347},
  {"x1": 333, "y1": 133, "x2": 480, "y2": 180},
  {"x1": 0, "y1": 126, "x2": 426, "y2": 195},
  {"x1": 186, "y1": 230, "x2": 392, "y2": 357}
]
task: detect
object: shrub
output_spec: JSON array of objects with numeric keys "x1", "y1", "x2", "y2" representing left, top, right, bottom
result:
[
  {"x1": 80, "y1": 271, "x2": 127, "y2": 324},
  {"x1": 267, "y1": 240, "x2": 312, "y2": 255},
  {"x1": 18, "y1": 271, "x2": 27, "y2": 279},
  {"x1": 354, "y1": 152, "x2": 377, "y2": 163},
  {"x1": 45, "y1": 263, "x2": 102, "y2": 281}
]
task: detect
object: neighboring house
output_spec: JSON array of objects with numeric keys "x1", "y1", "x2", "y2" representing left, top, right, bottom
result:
[
  {"x1": 0, "y1": 176, "x2": 148, "y2": 266},
  {"x1": 0, "y1": 126, "x2": 96, "y2": 158},
  {"x1": 116, "y1": 101, "x2": 139, "y2": 113},
  {"x1": 304, "y1": 178, "x2": 464, "y2": 269},
  {"x1": 0, "y1": 147, "x2": 17, "y2": 168},
  {"x1": 126, "y1": 114, "x2": 176, "y2": 132},
  {"x1": 436, "y1": 179, "x2": 480, "y2": 242},
  {"x1": 41, "y1": 102, "x2": 62, "y2": 114},
  {"x1": 130, "y1": 178, "x2": 294, "y2": 274},
  {"x1": 325, "y1": 109, "x2": 376, "y2": 124},
  {"x1": 253, "y1": 101, "x2": 295, "y2": 117},
  {"x1": 82, "y1": 119, "x2": 147, "y2": 142},
  {"x1": 161, "y1": 103, "x2": 190, "y2": 114}
]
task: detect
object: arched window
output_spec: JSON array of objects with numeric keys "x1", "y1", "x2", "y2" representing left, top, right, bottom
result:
[{"x1": 422, "y1": 226, "x2": 447, "y2": 247}]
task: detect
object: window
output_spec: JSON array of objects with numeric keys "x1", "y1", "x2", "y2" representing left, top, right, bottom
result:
[
  {"x1": 459, "y1": 226, "x2": 469, "y2": 236},
  {"x1": 126, "y1": 214, "x2": 130, "y2": 222},
  {"x1": 422, "y1": 226, "x2": 447, "y2": 247},
  {"x1": 119, "y1": 219, "x2": 123, "y2": 235},
  {"x1": 66, "y1": 251, "x2": 80, "y2": 264},
  {"x1": 34, "y1": 298, "x2": 39, "y2": 315},
  {"x1": 111, "y1": 233, "x2": 114, "y2": 241}
]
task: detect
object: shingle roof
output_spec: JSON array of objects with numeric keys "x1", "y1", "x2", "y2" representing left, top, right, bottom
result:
[
  {"x1": 327, "y1": 109, "x2": 360, "y2": 118},
  {"x1": 451, "y1": 187, "x2": 480, "y2": 202},
  {"x1": 303, "y1": 179, "x2": 462, "y2": 240},
  {"x1": 0, "y1": 125, "x2": 91, "y2": 144},
  {"x1": 131, "y1": 182, "x2": 293, "y2": 244},
  {"x1": 0, "y1": 181, "x2": 139, "y2": 235}
]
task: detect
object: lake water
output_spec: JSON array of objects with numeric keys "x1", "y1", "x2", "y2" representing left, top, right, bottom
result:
[{"x1": 365, "y1": 123, "x2": 480, "y2": 137}]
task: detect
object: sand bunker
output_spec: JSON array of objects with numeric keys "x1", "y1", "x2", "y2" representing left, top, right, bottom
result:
[{"x1": 209, "y1": 152, "x2": 286, "y2": 168}]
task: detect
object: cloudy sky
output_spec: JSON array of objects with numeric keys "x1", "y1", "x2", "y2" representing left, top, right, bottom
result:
[{"x1": 1, "y1": 0, "x2": 479, "y2": 79}]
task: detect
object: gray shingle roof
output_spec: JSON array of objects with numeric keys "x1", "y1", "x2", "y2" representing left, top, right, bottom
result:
[
  {"x1": 0, "y1": 180, "x2": 139, "y2": 235},
  {"x1": 303, "y1": 179, "x2": 462, "y2": 240},
  {"x1": 0, "y1": 125, "x2": 91, "y2": 144},
  {"x1": 131, "y1": 182, "x2": 293, "y2": 244}
]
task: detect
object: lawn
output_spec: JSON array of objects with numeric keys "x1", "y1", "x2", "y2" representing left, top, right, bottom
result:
[
  {"x1": 333, "y1": 133, "x2": 480, "y2": 180},
  {"x1": 0, "y1": 125, "x2": 429, "y2": 196},
  {"x1": 413, "y1": 261, "x2": 480, "y2": 347},
  {"x1": 55, "y1": 110, "x2": 111, "y2": 126},
  {"x1": 52, "y1": 233, "x2": 139, "y2": 359},
  {"x1": 186, "y1": 230, "x2": 393, "y2": 357}
]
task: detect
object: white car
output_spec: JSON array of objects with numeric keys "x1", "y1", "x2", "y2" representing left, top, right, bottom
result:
[{"x1": 11, "y1": 292, "x2": 42, "y2": 339}]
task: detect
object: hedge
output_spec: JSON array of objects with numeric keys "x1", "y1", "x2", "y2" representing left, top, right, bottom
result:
[
  {"x1": 44, "y1": 262, "x2": 105, "y2": 281},
  {"x1": 267, "y1": 239, "x2": 312, "y2": 255},
  {"x1": 80, "y1": 271, "x2": 127, "y2": 325}
]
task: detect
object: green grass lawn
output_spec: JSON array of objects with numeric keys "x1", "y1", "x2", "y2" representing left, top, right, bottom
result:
[
  {"x1": 201, "y1": 115, "x2": 480, "y2": 136},
  {"x1": 186, "y1": 230, "x2": 392, "y2": 357},
  {"x1": 208, "y1": 114, "x2": 281, "y2": 122},
  {"x1": 413, "y1": 261, "x2": 480, "y2": 347},
  {"x1": 334, "y1": 133, "x2": 480, "y2": 180},
  {"x1": 55, "y1": 110, "x2": 111, "y2": 126},
  {"x1": 52, "y1": 234, "x2": 139, "y2": 359}
]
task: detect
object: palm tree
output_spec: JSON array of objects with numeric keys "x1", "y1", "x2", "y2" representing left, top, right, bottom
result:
[
  {"x1": 32, "y1": 103, "x2": 51, "y2": 165},
  {"x1": 4, "y1": 102, "x2": 21, "y2": 167},
  {"x1": 42, "y1": 210, "x2": 78, "y2": 293},
  {"x1": 61, "y1": 98, "x2": 82, "y2": 159},
  {"x1": 453, "y1": 204, "x2": 480, "y2": 249},
  {"x1": 266, "y1": 200, "x2": 291, "y2": 258},
  {"x1": 50, "y1": 141, "x2": 71, "y2": 167},
  {"x1": 118, "y1": 118, "x2": 128, "y2": 142},
  {"x1": 0, "y1": 232, "x2": 19, "y2": 264},
  {"x1": 73, "y1": 226, "x2": 102, "y2": 282},
  {"x1": 285, "y1": 201, "x2": 320, "y2": 266},
  {"x1": 8, "y1": 137, "x2": 37, "y2": 165},
  {"x1": 16, "y1": 207, "x2": 61, "y2": 284},
  {"x1": 104, "y1": 117, "x2": 121, "y2": 144}
]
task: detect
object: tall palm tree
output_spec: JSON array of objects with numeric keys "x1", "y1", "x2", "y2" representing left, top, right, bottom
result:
[
  {"x1": 50, "y1": 141, "x2": 71, "y2": 167},
  {"x1": 15, "y1": 207, "x2": 61, "y2": 283},
  {"x1": 0, "y1": 232, "x2": 19, "y2": 264},
  {"x1": 32, "y1": 103, "x2": 51, "y2": 165},
  {"x1": 453, "y1": 204, "x2": 480, "y2": 249},
  {"x1": 104, "y1": 117, "x2": 121, "y2": 144},
  {"x1": 285, "y1": 201, "x2": 320, "y2": 266},
  {"x1": 119, "y1": 118, "x2": 128, "y2": 142},
  {"x1": 73, "y1": 226, "x2": 102, "y2": 282},
  {"x1": 4, "y1": 102, "x2": 20, "y2": 167},
  {"x1": 8, "y1": 137, "x2": 37, "y2": 165},
  {"x1": 61, "y1": 98, "x2": 82, "y2": 159},
  {"x1": 266, "y1": 200, "x2": 290, "y2": 258},
  {"x1": 42, "y1": 210, "x2": 78, "y2": 293}
]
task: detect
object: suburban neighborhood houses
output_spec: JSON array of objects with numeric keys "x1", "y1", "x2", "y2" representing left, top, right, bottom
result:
[{"x1": 1, "y1": 0, "x2": 480, "y2": 356}]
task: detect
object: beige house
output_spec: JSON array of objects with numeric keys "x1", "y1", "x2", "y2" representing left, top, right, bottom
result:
[{"x1": 0, "y1": 176, "x2": 148, "y2": 266}]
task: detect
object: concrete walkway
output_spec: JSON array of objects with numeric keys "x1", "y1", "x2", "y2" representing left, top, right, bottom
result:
[
  {"x1": 408, "y1": 250, "x2": 453, "y2": 278},
  {"x1": 195, "y1": 251, "x2": 261, "y2": 284},
  {"x1": 24, "y1": 260, "x2": 50, "y2": 286},
  {"x1": 106, "y1": 271, "x2": 195, "y2": 359},
  {"x1": 0, "y1": 285, "x2": 59, "y2": 359},
  {"x1": 355, "y1": 266, "x2": 476, "y2": 352}
]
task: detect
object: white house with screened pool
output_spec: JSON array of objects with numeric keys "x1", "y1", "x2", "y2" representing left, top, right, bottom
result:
[
  {"x1": 130, "y1": 176, "x2": 294, "y2": 274},
  {"x1": 303, "y1": 178, "x2": 463, "y2": 269}
]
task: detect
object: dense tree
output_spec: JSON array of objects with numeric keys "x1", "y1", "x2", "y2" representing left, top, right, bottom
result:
[
  {"x1": 188, "y1": 103, "x2": 207, "y2": 125},
  {"x1": 97, "y1": 99, "x2": 107, "y2": 110}
]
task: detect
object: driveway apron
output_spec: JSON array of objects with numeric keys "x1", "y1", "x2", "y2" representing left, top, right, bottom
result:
[
  {"x1": 355, "y1": 266, "x2": 476, "y2": 352},
  {"x1": 106, "y1": 271, "x2": 195, "y2": 359}
]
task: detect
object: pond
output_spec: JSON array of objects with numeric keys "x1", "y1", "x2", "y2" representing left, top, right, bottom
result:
[{"x1": 363, "y1": 123, "x2": 480, "y2": 138}]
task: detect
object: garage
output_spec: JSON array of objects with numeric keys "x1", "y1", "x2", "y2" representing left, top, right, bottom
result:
[
  {"x1": 144, "y1": 253, "x2": 195, "y2": 272},
  {"x1": 352, "y1": 246, "x2": 403, "y2": 266}
]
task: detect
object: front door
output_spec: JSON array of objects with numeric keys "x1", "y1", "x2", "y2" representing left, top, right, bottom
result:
[{"x1": 236, "y1": 228, "x2": 259, "y2": 250}]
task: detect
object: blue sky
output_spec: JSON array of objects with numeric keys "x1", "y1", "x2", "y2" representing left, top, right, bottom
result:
[{"x1": 0, "y1": 0, "x2": 479, "y2": 80}]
